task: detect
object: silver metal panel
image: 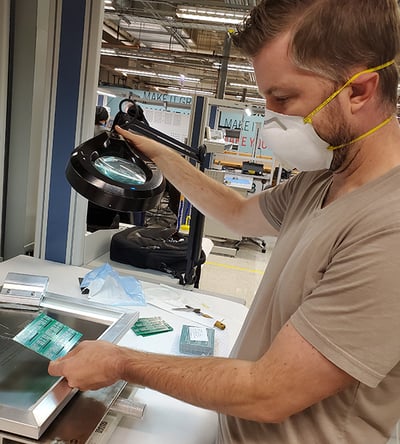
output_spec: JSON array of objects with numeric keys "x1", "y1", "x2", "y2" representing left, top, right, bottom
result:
[
  {"x1": 0, "y1": 292, "x2": 138, "y2": 440},
  {"x1": 1, "y1": 272, "x2": 48, "y2": 298},
  {"x1": 0, "y1": 381, "x2": 126, "y2": 444}
]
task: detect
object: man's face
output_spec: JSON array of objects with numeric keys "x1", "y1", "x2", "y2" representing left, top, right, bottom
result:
[{"x1": 253, "y1": 33, "x2": 355, "y2": 172}]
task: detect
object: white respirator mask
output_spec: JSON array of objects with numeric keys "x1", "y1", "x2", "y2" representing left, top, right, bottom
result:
[{"x1": 261, "y1": 109, "x2": 332, "y2": 171}]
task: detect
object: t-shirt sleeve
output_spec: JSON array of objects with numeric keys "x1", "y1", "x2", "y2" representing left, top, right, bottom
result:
[
  {"x1": 290, "y1": 222, "x2": 400, "y2": 388},
  {"x1": 258, "y1": 173, "x2": 305, "y2": 231}
]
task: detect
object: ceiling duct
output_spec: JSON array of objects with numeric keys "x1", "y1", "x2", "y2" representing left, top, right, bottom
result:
[{"x1": 101, "y1": 0, "x2": 260, "y2": 99}]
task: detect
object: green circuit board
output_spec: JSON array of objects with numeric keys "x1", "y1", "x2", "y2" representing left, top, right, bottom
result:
[{"x1": 13, "y1": 312, "x2": 82, "y2": 360}]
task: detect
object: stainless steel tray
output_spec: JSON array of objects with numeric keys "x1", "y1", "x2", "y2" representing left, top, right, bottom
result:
[{"x1": 0, "y1": 292, "x2": 138, "y2": 441}]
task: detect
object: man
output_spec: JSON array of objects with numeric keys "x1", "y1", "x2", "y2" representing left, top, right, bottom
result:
[
  {"x1": 94, "y1": 105, "x2": 109, "y2": 137},
  {"x1": 49, "y1": 1, "x2": 400, "y2": 442}
]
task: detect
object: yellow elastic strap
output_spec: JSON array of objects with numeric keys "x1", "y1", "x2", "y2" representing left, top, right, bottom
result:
[
  {"x1": 303, "y1": 60, "x2": 395, "y2": 124},
  {"x1": 327, "y1": 115, "x2": 393, "y2": 151}
]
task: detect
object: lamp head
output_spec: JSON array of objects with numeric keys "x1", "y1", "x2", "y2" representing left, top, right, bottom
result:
[{"x1": 66, "y1": 131, "x2": 165, "y2": 212}]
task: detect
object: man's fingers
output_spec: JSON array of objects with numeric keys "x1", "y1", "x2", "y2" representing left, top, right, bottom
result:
[
  {"x1": 115, "y1": 125, "x2": 148, "y2": 142},
  {"x1": 48, "y1": 358, "x2": 64, "y2": 376},
  {"x1": 115, "y1": 125, "x2": 126, "y2": 134},
  {"x1": 115, "y1": 125, "x2": 135, "y2": 139},
  {"x1": 48, "y1": 359, "x2": 81, "y2": 389},
  {"x1": 48, "y1": 342, "x2": 83, "y2": 375}
]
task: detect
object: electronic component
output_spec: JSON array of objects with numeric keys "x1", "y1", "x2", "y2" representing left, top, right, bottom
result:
[
  {"x1": 179, "y1": 324, "x2": 215, "y2": 356},
  {"x1": 132, "y1": 317, "x2": 173, "y2": 336}
]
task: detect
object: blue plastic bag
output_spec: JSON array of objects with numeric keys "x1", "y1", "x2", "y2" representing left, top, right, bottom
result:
[{"x1": 81, "y1": 263, "x2": 146, "y2": 306}]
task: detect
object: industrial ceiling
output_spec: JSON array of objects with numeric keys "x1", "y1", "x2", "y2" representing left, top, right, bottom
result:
[{"x1": 100, "y1": 0, "x2": 263, "y2": 104}]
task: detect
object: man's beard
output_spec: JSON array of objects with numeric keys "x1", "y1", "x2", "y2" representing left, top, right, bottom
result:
[{"x1": 322, "y1": 105, "x2": 357, "y2": 172}]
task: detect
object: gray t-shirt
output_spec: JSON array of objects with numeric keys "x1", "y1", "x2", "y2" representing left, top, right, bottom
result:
[{"x1": 218, "y1": 167, "x2": 400, "y2": 443}]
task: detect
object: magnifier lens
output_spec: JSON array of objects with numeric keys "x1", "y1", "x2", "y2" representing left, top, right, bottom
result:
[{"x1": 93, "y1": 156, "x2": 146, "y2": 185}]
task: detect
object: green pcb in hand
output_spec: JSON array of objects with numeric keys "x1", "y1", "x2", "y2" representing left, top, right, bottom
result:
[{"x1": 13, "y1": 312, "x2": 83, "y2": 360}]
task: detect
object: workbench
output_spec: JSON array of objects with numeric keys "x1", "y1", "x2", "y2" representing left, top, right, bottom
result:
[{"x1": 0, "y1": 255, "x2": 248, "y2": 444}]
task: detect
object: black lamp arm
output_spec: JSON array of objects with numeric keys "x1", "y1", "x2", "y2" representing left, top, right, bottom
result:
[{"x1": 117, "y1": 119, "x2": 203, "y2": 163}]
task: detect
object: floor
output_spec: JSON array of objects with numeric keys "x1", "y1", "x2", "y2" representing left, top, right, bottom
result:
[{"x1": 198, "y1": 235, "x2": 277, "y2": 307}]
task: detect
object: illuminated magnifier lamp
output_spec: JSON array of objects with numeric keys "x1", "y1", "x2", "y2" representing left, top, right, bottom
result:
[
  {"x1": 66, "y1": 131, "x2": 165, "y2": 212},
  {"x1": 66, "y1": 102, "x2": 207, "y2": 286}
]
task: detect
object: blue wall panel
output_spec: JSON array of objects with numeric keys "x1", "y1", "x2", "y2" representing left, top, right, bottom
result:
[{"x1": 45, "y1": 0, "x2": 85, "y2": 262}]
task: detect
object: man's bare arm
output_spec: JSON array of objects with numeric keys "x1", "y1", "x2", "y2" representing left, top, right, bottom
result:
[
  {"x1": 48, "y1": 322, "x2": 355, "y2": 423},
  {"x1": 115, "y1": 126, "x2": 277, "y2": 238}
]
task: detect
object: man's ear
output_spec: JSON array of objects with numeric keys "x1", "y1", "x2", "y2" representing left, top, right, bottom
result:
[{"x1": 348, "y1": 72, "x2": 379, "y2": 112}]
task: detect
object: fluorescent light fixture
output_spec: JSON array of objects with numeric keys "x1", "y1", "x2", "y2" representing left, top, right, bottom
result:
[
  {"x1": 115, "y1": 68, "x2": 200, "y2": 83},
  {"x1": 100, "y1": 48, "x2": 116, "y2": 55},
  {"x1": 115, "y1": 68, "x2": 156, "y2": 76},
  {"x1": 167, "y1": 87, "x2": 214, "y2": 96},
  {"x1": 213, "y1": 62, "x2": 254, "y2": 73},
  {"x1": 176, "y1": 7, "x2": 245, "y2": 25},
  {"x1": 104, "y1": 0, "x2": 112, "y2": 3},
  {"x1": 158, "y1": 73, "x2": 200, "y2": 82},
  {"x1": 129, "y1": 56, "x2": 173, "y2": 63},
  {"x1": 176, "y1": 12, "x2": 242, "y2": 24},
  {"x1": 229, "y1": 82, "x2": 259, "y2": 90},
  {"x1": 101, "y1": 49, "x2": 173, "y2": 64}
]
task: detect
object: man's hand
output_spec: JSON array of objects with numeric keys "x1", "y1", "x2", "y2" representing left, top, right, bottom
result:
[
  {"x1": 115, "y1": 125, "x2": 168, "y2": 162},
  {"x1": 48, "y1": 340, "x2": 127, "y2": 391}
]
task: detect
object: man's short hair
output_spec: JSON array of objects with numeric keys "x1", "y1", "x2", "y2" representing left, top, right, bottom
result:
[
  {"x1": 95, "y1": 106, "x2": 109, "y2": 124},
  {"x1": 233, "y1": 0, "x2": 400, "y2": 109}
]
